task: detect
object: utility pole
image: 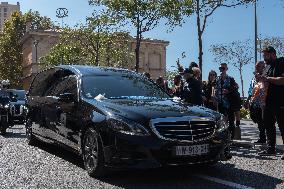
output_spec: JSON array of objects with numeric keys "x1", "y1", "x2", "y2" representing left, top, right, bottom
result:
[{"x1": 254, "y1": 0, "x2": 258, "y2": 64}]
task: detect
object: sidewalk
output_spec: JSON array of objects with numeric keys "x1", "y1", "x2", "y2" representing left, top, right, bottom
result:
[{"x1": 232, "y1": 119, "x2": 284, "y2": 152}]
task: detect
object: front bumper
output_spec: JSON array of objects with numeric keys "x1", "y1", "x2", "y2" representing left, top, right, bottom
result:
[{"x1": 102, "y1": 130, "x2": 230, "y2": 169}]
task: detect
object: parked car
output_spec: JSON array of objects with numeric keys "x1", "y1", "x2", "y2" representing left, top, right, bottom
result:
[
  {"x1": 25, "y1": 65, "x2": 230, "y2": 177},
  {"x1": 0, "y1": 94, "x2": 11, "y2": 135},
  {"x1": 7, "y1": 89, "x2": 26, "y2": 124}
]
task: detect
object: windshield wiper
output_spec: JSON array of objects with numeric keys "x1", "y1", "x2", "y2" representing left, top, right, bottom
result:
[
  {"x1": 107, "y1": 96, "x2": 129, "y2": 99},
  {"x1": 108, "y1": 96, "x2": 165, "y2": 100}
]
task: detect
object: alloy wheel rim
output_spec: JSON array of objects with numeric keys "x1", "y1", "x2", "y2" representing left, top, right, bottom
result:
[{"x1": 84, "y1": 132, "x2": 98, "y2": 171}]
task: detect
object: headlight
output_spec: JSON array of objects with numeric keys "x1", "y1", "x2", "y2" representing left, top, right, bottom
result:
[
  {"x1": 4, "y1": 104, "x2": 10, "y2": 109},
  {"x1": 0, "y1": 104, "x2": 3, "y2": 108},
  {"x1": 216, "y1": 115, "x2": 228, "y2": 132},
  {"x1": 108, "y1": 117, "x2": 150, "y2": 136}
]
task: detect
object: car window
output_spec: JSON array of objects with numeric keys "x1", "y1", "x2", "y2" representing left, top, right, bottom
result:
[
  {"x1": 28, "y1": 68, "x2": 59, "y2": 96},
  {"x1": 47, "y1": 76, "x2": 77, "y2": 97},
  {"x1": 10, "y1": 90, "x2": 26, "y2": 100}
]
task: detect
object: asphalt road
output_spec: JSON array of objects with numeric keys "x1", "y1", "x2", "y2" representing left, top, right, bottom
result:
[{"x1": 1, "y1": 125, "x2": 284, "y2": 189}]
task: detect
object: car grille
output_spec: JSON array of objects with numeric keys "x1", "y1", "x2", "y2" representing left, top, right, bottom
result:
[{"x1": 151, "y1": 119, "x2": 216, "y2": 142}]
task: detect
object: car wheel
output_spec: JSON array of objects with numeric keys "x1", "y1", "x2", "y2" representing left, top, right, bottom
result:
[
  {"x1": 25, "y1": 118, "x2": 37, "y2": 145},
  {"x1": 83, "y1": 127, "x2": 107, "y2": 177}
]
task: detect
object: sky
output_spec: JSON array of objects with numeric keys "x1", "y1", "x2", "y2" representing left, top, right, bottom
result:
[{"x1": 5, "y1": 0, "x2": 284, "y2": 96}]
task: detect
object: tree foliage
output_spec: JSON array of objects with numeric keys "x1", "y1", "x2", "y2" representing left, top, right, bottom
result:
[
  {"x1": 211, "y1": 40, "x2": 253, "y2": 98},
  {"x1": 40, "y1": 14, "x2": 134, "y2": 69},
  {"x1": 88, "y1": 0, "x2": 194, "y2": 72},
  {"x1": 25, "y1": 10, "x2": 54, "y2": 31},
  {"x1": 0, "y1": 11, "x2": 53, "y2": 88},
  {"x1": 0, "y1": 12, "x2": 25, "y2": 88}
]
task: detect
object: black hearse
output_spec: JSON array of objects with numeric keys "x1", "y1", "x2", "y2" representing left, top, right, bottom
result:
[{"x1": 25, "y1": 65, "x2": 230, "y2": 177}]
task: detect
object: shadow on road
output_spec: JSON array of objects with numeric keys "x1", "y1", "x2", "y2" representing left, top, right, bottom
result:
[
  {"x1": 10, "y1": 121, "x2": 280, "y2": 189},
  {"x1": 32, "y1": 138, "x2": 283, "y2": 189},
  {"x1": 33, "y1": 140, "x2": 84, "y2": 169},
  {"x1": 96, "y1": 162, "x2": 282, "y2": 189}
]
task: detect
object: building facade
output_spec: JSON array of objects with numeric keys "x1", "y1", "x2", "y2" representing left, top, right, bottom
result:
[
  {"x1": 0, "y1": 2, "x2": 20, "y2": 30},
  {"x1": 21, "y1": 30, "x2": 169, "y2": 90}
]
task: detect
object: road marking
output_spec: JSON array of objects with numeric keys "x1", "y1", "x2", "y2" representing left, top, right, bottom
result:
[{"x1": 195, "y1": 174, "x2": 255, "y2": 189}]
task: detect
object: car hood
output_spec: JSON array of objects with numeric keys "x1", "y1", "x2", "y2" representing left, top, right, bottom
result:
[{"x1": 86, "y1": 98, "x2": 220, "y2": 125}]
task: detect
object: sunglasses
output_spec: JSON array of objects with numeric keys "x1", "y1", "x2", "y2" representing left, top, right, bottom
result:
[{"x1": 219, "y1": 67, "x2": 226, "y2": 71}]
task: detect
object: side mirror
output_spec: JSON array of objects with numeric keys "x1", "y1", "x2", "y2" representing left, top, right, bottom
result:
[{"x1": 58, "y1": 93, "x2": 76, "y2": 103}]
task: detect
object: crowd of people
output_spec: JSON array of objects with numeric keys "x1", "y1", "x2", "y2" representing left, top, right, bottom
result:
[
  {"x1": 144, "y1": 45, "x2": 284, "y2": 159},
  {"x1": 145, "y1": 60, "x2": 242, "y2": 141}
]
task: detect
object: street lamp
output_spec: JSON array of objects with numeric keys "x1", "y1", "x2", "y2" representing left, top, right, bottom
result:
[
  {"x1": 56, "y1": 8, "x2": 68, "y2": 65},
  {"x1": 56, "y1": 8, "x2": 68, "y2": 28},
  {"x1": 33, "y1": 40, "x2": 39, "y2": 64}
]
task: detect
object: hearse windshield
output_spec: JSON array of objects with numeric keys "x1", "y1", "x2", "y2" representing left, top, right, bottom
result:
[{"x1": 82, "y1": 74, "x2": 169, "y2": 99}]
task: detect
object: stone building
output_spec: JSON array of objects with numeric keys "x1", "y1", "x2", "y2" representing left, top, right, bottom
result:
[
  {"x1": 21, "y1": 30, "x2": 169, "y2": 90},
  {"x1": 0, "y1": 2, "x2": 20, "y2": 30}
]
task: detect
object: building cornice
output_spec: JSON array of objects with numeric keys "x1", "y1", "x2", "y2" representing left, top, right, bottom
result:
[{"x1": 20, "y1": 30, "x2": 60, "y2": 44}]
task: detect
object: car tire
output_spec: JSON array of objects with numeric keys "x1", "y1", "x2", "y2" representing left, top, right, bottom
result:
[
  {"x1": 25, "y1": 118, "x2": 37, "y2": 145},
  {"x1": 83, "y1": 127, "x2": 107, "y2": 178},
  {"x1": 0, "y1": 118, "x2": 8, "y2": 135}
]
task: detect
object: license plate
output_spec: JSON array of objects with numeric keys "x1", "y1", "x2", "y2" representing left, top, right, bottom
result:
[{"x1": 175, "y1": 144, "x2": 209, "y2": 156}]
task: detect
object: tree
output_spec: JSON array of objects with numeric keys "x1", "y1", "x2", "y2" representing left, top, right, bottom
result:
[
  {"x1": 0, "y1": 12, "x2": 25, "y2": 88},
  {"x1": 165, "y1": 0, "x2": 252, "y2": 78},
  {"x1": 25, "y1": 10, "x2": 54, "y2": 31},
  {"x1": 89, "y1": 0, "x2": 193, "y2": 73},
  {"x1": 211, "y1": 40, "x2": 253, "y2": 98},
  {"x1": 195, "y1": 0, "x2": 253, "y2": 79},
  {"x1": 0, "y1": 11, "x2": 53, "y2": 88}
]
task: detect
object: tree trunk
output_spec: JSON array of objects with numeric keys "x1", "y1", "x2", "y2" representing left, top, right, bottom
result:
[
  {"x1": 196, "y1": 0, "x2": 203, "y2": 80},
  {"x1": 95, "y1": 40, "x2": 100, "y2": 66},
  {"x1": 239, "y1": 67, "x2": 244, "y2": 99},
  {"x1": 135, "y1": 38, "x2": 141, "y2": 73},
  {"x1": 135, "y1": 17, "x2": 141, "y2": 73},
  {"x1": 106, "y1": 40, "x2": 111, "y2": 67}
]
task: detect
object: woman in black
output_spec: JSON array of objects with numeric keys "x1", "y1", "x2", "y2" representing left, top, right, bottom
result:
[{"x1": 203, "y1": 70, "x2": 217, "y2": 110}]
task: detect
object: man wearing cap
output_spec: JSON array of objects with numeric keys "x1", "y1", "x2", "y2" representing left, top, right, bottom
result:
[
  {"x1": 258, "y1": 46, "x2": 284, "y2": 157},
  {"x1": 181, "y1": 67, "x2": 203, "y2": 105}
]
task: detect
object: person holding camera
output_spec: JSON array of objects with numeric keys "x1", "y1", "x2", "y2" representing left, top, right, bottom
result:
[{"x1": 257, "y1": 46, "x2": 284, "y2": 157}]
